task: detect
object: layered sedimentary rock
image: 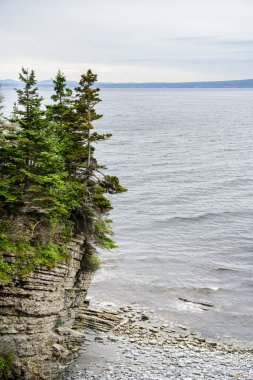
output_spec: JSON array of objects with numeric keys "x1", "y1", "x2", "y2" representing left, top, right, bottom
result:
[{"x1": 0, "y1": 235, "x2": 93, "y2": 379}]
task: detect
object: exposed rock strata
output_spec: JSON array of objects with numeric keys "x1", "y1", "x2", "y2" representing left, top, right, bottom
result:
[
  {"x1": 74, "y1": 307, "x2": 122, "y2": 332},
  {"x1": 0, "y1": 236, "x2": 93, "y2": 379}
]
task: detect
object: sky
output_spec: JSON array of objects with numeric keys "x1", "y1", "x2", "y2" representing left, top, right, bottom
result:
[{"x1": 0, "y1": 0, "x2": 253, "y2": 82}]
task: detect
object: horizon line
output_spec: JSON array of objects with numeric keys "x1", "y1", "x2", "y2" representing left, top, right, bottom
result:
[{"x1": 1, "y1": 77, "x2": 253, "y2": 84}]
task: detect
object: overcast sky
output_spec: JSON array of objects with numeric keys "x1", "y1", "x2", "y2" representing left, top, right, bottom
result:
[{"x1": 0, "y1": 0, "x2": 253, "y2": 82}]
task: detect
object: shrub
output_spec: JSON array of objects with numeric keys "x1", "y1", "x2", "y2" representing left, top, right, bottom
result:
[
  {"x1": 84, "y1": 253, "x2": 101, "y2": 271},
  {"x1": 0, "y1": 352, "x2": 14, "y2": 380}
]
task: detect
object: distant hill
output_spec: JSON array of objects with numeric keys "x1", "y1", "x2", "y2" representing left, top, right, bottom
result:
[
  {"x1": 0, "y1": 79, "x2": 20, "y2": 87},
  {"x1": 1, "y1": 78, "x2": 253, "y2": 89},
  {"x1": 37, "y1": 80, "x2": 78, "y2": 87},
  {"x1": 0, "y1": 79, "x2": 78, "y2": 88},
  {"x1": 97, "y1": 79, "x2": 253, "y2": 88}
]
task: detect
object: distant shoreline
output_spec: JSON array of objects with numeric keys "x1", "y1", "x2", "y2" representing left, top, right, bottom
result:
[{"x1": 1, "y1": 78, "x2": 253, "y2": 89}]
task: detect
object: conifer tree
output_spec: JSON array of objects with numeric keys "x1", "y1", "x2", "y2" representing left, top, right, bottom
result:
[
  {"x1": 46, "y1": 70, "x2": 72, "y2": 128},
  {"x1": 0, "y1": 91, "x2": 5, "y2": 191},
  {"x1": 65, "y1": 69, "x2": 126, "y2": 250},
  {"x1": 0, "y1": 67, "x2": 126, "y2": 283},
  {"x1": 0, "y1": 91, "x2": 3, "y2": 135},
  {"x1": 0, "y1": 89, "x2": 23, "y2": 211},
  {"x1": 62, "y1": 70, "x2": 102, "y2": 175},
  {"x1": 0, "y1": 90, "x2": 5, "y2": 148},
  {"x1": 11, "y1": 68, "x2": 73, "y2": 227},
  {"x1": 0, "y1": 91, "x2": 3, "y2": 118},
  {"x1": 0, "y1": 70, "x2": 75, "y2": 281}
]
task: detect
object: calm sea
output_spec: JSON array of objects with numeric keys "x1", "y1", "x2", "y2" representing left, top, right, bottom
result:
[{"x1": 1, "y1": 87, "x2": 253, "y2": 342}]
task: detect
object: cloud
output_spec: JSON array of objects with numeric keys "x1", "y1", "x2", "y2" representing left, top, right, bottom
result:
[
  {"x1": 0, "y1": 0, "x2": 253, "y2": 81},
  {"x1": 217, "y1": 39, "x2": 253, "y2": 46}
]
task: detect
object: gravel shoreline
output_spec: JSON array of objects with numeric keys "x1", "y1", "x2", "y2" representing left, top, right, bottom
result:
[{"x1": 65, "y1": 305, "x2": 253, "y2": 380}]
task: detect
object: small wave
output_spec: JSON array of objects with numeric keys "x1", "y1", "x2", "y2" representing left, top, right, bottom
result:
[
  {"x1": 173, "y1": 299, "x2": 205, "y2": 314},
  {"x1": 132, "y1": 282, "x2": 222, "y2": 294},
  {"x1": 223, "y1": 148, "x2": 237, "y2": 152},
  {"x1": 216, "y1": 267, "x2": 235, "y2": 272},
  {"x1": 190, "y1": 286, "x2": 221, "y2": 294},
  {"x1": 208, "y1": 286, "x2": 220, "y2": 291},
  {"x1": 157, "y1": 210, "x2": 251, "y2": 224}
]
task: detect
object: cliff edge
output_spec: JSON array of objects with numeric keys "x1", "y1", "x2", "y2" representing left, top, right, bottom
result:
[
  {"x1": 0, "y1": 68, "x2": 126, "y2": 379},
  {"x1": 0, "y1": 235, "x2": 93, "y2": 379}
]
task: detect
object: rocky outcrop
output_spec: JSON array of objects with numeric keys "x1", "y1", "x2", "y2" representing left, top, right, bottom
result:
[
  {"x1": 74, "y1": 307, "x2": 122, "y2": 332},
  {"x1": 0, "y1": 235, "x2": 93, "y2": 379}
]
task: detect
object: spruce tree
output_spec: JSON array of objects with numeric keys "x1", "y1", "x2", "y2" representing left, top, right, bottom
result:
[
  {"x1": 0, "y1": 89, "x2": 24, "y2": 211},
  {"x1": 0, "y1": 90, "x2": 3, "y2": 139},
  {"x1": 10, "y1": 68, "x2": 73, "y2": 233},
  {"x1": 63, "y1": 70, "x2": 112, "y2": 175},
  {"x1": 0, "y1": 91, "x2": 3, "y2": 118},
  {"x1": 66, "y1": 69, "x2": 126, "y2": 250},
  {"x1": 0, "y1": 67, "x2": 126, "y2": 283},
  {"x1": 0, "y1": 90, "x2": 5, "y2": 147},
  {"x1": 46, "y1": 70, "x2": 72, "y2": 128}
]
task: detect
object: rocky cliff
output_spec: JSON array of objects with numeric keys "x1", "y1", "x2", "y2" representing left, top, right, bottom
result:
[{"x1": 0, "y1": 235, "x2": 93, "y2": 379}]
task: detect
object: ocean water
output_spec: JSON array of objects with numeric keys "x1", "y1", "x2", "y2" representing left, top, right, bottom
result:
[{"x1": 1, "y1": 87, "x2": 253, "y2": 342}]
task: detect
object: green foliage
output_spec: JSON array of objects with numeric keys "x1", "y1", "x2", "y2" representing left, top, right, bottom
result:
[
  {"x1": 0, "y1": 67, "x2": 126, "y2": 282},
  {"x1": 0, "y1": 233, "x2": 70, "y2": 282},
  {"x1": 46, "y1": 70, "x2": 72, "y2": 128},
  {"x1": 0, "y1": 90, "x2": 4, "y2": 118},
  {"x1": 0, "y1": 352, "x2": 14, "y2": 380},
  {"x1": 83, "y1": 252, "x2": 101, "y2": 271}
]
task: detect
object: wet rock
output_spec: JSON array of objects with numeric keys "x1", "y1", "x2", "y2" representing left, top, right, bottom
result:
[{"x1": 94, "y1": 336, "x2": 104, "y2": 343}]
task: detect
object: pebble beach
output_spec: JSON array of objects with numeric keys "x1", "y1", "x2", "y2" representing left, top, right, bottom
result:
[{"x1": 65, "y1": 305, "x2": 253, "y2": 380}]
